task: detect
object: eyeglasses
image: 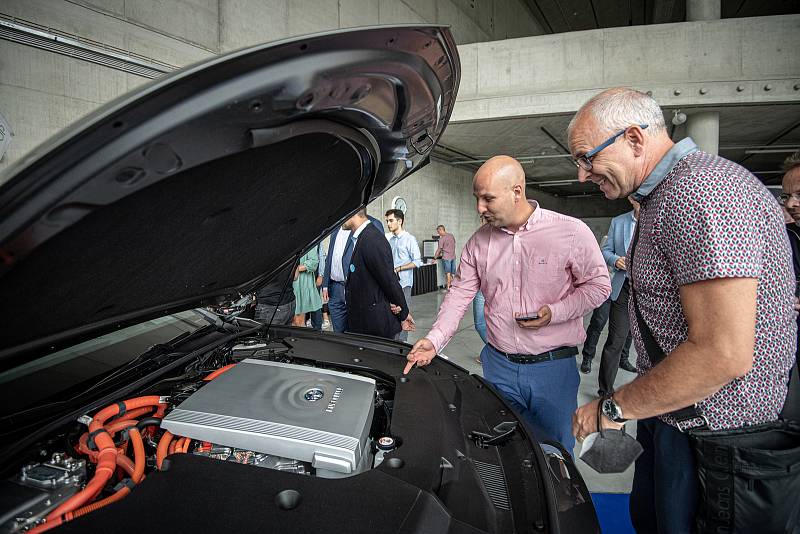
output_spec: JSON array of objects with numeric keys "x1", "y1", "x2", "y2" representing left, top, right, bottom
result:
[
  {"x1": 779, "y1": 193, "x2": 800, "y2": 205},
  {"x1": 572, "y1": 124, "x2": 649, "y2": 172}
]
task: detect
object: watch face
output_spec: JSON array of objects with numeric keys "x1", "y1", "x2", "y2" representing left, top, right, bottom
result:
[{"x1": 602, "y1": 398, "x2": 618, "y2": 420}]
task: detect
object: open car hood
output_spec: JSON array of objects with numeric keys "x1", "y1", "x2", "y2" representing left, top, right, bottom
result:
[{"x1": 0, "y1": 25, "x2": 460, "y2": 366}]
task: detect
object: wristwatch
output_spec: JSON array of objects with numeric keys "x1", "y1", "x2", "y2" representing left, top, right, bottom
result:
[{"x1": 601, "y1": 395, "x2": 628, "y2": 423}]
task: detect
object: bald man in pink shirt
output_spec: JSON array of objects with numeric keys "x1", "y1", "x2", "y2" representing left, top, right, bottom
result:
[{"x1": 405, "y1": 156, "x2": 611, "y2": 450}]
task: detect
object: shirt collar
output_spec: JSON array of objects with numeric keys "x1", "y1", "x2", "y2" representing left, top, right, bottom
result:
[
  {"x1": 501, "y1": 200, "x2": 540, "y2": 234},
  {"x1": 352, "y1": 219, "x2": 371, "y2": 239},
  {"x1": 391, "y1": 229, "x2": 406, "y2": 239},
  {"x1": 632, "y1": 137, "x2": 699, "y2": 202}
]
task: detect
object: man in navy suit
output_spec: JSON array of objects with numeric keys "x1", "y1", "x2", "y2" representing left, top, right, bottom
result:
[
  {"x1": 322, "y1": 212, "x2": 384, "y2": 333},
  {"x1": 340, "y1": 209, "x2": 414, "y2": 338}
]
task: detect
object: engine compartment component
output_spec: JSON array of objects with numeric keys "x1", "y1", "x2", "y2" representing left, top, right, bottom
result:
[
  {"x1": 19, "y1": 456, "x2": 85, "y2": 492},
  {"x1": 0, "y1": 455, "x2": 86, "y2": 533},
  {"x1": 162, "y1": 359, "x2": 376, "y2": 477},
  {"x1": 4, "y1": 346, "x2": 392, "y2": 533},
  {"x1": 192, "y1": 444, "x2": 309, "y2": 475}
]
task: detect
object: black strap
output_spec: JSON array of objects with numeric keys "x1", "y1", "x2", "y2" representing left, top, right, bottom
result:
[{"x1": 628, "y1": 220, "x2": 707, "y2": 430}]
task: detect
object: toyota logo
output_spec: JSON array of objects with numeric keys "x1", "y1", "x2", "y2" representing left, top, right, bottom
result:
[{"x1": 304, "y1": 388, "x2": 324, "y2": 402}]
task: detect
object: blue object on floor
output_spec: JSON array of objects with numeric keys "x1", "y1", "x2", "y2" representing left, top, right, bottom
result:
[{"x1": 590, "y1": 493, "x2": 635, "y2": 534}]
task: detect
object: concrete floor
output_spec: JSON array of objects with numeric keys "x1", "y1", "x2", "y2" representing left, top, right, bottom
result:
[{"x1": 406, "y1": 290, "x2": 637, "y2": 493}]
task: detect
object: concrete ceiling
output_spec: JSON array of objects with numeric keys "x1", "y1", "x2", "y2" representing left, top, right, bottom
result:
[
  {"x1": 521, "y1": 0, "x2": 800, "y2": 33},
  {"x1": 436, "y1": 104, "x2": 800, "y2": 198}
]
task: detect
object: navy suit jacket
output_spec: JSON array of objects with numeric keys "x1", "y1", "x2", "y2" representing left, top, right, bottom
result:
[
  {"x1": 602, "y1": 210, "x2": 636, "y2": 301},
  {"x1": 323, "y1": 215, "x2": 384, "y2": 289},
  {"x1": 345, "y1": 223, "x2": 408, "y2": 338}
]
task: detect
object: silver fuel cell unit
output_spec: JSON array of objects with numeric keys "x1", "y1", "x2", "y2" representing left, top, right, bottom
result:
[{"x1": 162, "y1": 359, "x2": 376, "y2": 477}]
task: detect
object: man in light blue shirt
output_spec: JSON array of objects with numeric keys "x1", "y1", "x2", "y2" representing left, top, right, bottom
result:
[{"x1": 385, "y1": 209, "x2": 422, "y2": 341}]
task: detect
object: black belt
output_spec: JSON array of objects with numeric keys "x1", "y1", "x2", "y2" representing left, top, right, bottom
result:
[{"x1": 488, "y1": 344, "x2": 578, "y2": 364}]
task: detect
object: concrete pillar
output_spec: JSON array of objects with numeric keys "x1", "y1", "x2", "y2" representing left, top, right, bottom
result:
[
  {"x1": 686, "y1": 111, "x2": 720, "y2": 155},
  {"x1": 686, "y1": 0, "x2": 721, "y2": 21},
  {"x1": 685, "y1": 2, "x2": 720, "y2": 154}
]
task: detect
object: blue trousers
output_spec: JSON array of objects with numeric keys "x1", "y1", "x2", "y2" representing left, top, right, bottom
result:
[
  {"x1": 328, "y1": 281, "x2": 347, "y2": 333},
  {"x1": 472, "y1": 291, "x2": 488, "y2": 343},
  {"x1": 481, "y1": 344, "x2": 580, "y2": 451},
  {"x1": 310, "y1": 308, "x2": 323, "y2": 330},
  {"x1": 630, "y1": 417, "x2": 699, "y2": 534}
]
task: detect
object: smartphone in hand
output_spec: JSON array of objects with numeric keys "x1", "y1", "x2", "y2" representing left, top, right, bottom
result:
[{"x1": 515, "y1": 314, "x2": 539, "y2": 322}]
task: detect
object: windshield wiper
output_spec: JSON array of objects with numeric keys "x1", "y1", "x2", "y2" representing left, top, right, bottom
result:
[{"x1": 85, "y1": 321, "x2": 224, "y2": 390}]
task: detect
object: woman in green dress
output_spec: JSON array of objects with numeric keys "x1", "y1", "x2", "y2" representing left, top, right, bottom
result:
[{"x1": 292, "y1": 247, "x2": 323, "y2": 327}]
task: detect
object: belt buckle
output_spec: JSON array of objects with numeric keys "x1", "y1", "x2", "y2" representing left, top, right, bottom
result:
[{"x1": 674, "y1": 406, "x2": 709, "y2": 433}]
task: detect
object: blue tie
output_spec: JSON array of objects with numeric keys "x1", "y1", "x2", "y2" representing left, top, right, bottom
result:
[{"x1": 342, "y1": 234, "x2": 355, "y2": 281}]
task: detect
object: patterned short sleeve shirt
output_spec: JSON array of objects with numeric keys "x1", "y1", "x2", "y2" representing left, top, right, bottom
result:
[{"x1": 630, "y1": 139, "x2": 796, "y2": 431}]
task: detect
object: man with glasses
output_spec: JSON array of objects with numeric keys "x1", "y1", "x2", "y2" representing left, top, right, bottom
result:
[{"x1": 569, "y1": 88, "x2": 795, "y2": 533}]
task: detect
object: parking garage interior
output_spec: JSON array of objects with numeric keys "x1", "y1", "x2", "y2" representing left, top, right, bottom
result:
[{"x1": 1, "y1": 1, "x2": 799, "y2": 532}]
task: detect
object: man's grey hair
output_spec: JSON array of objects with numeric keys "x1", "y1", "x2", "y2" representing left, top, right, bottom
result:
[
  {"x1": 784, "y1": 150, "x2": 800, "y2": 173},
  {"x1": 567, "y1": 87, "x2": 667, "y2": 141}
]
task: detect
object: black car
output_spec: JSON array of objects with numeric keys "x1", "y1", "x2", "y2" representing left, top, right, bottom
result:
[{"x1": 0, "y1": 26, "x2": 599, "y2": 533}]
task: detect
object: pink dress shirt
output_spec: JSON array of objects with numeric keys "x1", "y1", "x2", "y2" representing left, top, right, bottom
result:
[
  {"x1": 427, "y1": 202, "x2": 611, "y2": 355},
  {"x1": 436, "y1": 233, "x2": 456, "y2": 260}
]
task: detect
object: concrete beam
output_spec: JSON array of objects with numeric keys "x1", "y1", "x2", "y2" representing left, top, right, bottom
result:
[{"x1": 453, "y1": 15, "x2": 800, "y2": 123}]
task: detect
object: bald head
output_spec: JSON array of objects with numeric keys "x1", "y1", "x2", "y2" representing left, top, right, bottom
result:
[
  {"x1": 474, "y1": 155, "x2": 526, "y2": 190},
  {"x1": 473, "y1": 156, "x2": 533, "y2": 229}
]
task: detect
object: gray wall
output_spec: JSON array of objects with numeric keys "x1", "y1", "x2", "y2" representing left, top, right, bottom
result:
[{"x1": 370, "y1": 161, "x2": 478, "y2": 261}]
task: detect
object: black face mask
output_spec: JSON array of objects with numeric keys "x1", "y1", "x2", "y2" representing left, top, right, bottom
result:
[{"x1": 578, "y1": 401, "x2": 643, "y2": 474}]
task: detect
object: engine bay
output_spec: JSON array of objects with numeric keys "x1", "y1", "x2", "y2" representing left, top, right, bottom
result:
[
  {"x1": 0, "y1": 326, "x2": 596, "y2": 534},
  {"x1": 1, "y1": 336, "x2": 399, "y2": 533}
]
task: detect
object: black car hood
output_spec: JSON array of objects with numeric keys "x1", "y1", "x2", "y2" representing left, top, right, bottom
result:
[{"x1": 0, "y1": 25, "x2": 459, "y2": 366}]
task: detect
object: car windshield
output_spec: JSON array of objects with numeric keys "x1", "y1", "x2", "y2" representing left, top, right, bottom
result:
[{"x1": 0, "y1": 310, "x2": 212, "y2": 417}]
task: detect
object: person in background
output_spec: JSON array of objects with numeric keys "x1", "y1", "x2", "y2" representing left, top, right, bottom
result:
[
  {"x1": 472, "y1": 290, "x2": 487, "y2": 365},
  {"x1": 593, "y1": 195, "x2": 640, "y2": 396},
  {"x1": 434, "y1": 225, "x2": 456, "y2": 290},
  {"x1": 580, "y1": 299, "x2": 632, "y2": 374},
  {"x1": 405, "y1": 156, "x2": 610, "y2": 452},
  {"x1": 580, "y1": 227, "x2": 632, "y2": 374},
  {"x1": 310, "y1": 239, "x2": 327, "y2": 330},
  {"x1": 254, "y1": 264, "x2": 296, "y2": 325},
  {"x1": 385, "y1": 209, "x2": 422, "y2": 342},
  {"x1": 322, "y1": 213, "x2": 384, "y2": 332},
  {"x1": 472, "y1": 215, "x2": 489, "y2": 365},
  {"x1": 779, "y1": 148, "x2": 800, "y2": 421},
  {"x1": 342, "y1": 209, "x2": 414, "y2": 338},
  {"x1": 292, "y1": 247, "x2": 322, "y2": 327}
]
